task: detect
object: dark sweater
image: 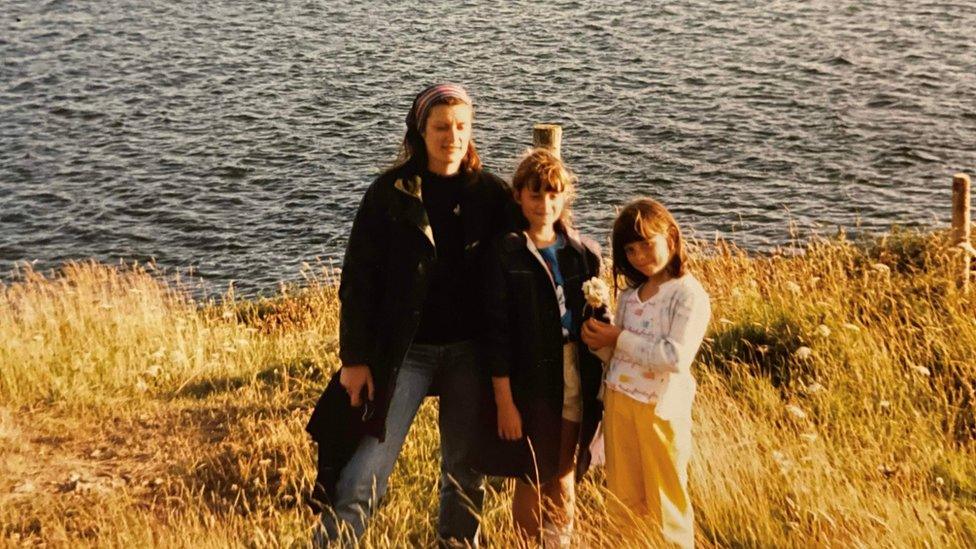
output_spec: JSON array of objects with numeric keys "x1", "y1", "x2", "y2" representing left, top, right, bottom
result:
[{"x1": 413, "y1": 169, "x2": 472, "y2": 344}]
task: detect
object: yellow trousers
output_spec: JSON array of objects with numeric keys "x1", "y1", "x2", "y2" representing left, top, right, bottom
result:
[{"x1": 604, "y1": 389, "x2": 694, "y2": 548}]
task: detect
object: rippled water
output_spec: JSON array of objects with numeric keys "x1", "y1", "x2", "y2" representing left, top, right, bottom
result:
[{"x1": 3, "y1": 0, "x2": 975, "y2": 295}]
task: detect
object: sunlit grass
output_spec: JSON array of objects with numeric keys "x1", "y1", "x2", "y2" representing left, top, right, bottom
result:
[{"x1": 1, "y1": 230, "x2": 974, "y2": 547}]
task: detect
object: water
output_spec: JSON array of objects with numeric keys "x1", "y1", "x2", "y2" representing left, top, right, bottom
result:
[{"x1": 2, "y1": 0, "x2": 975, "y2": 295}]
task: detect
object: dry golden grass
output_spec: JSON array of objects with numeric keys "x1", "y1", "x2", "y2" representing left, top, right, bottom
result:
[{"x1": 1, "y1": 231, "x2": 974, "y2": 547}]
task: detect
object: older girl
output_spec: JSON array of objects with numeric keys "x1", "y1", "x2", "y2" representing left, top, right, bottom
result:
[{"x1": 478, "y1": 149, "x2": 603, "y2": 547}]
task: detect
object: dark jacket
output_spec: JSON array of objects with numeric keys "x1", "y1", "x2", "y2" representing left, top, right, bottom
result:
[
  {"x1": 305, "y1": 166, "x2": 512, "y2": 509},
  {"x1": 474, "y1": 229, "x2": 604, "y2": 483}
]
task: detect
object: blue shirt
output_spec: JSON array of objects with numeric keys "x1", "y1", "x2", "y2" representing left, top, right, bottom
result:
[{"x1": 537, "y1": 234, "x2": 574, "y2": 338}]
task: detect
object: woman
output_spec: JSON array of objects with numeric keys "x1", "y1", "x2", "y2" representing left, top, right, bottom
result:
[{"x1": 306, "y1": 83, "x2": 513, "y2": 547}]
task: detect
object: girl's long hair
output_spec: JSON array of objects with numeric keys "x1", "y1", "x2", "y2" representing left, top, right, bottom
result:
[
  {"x1": 392, "y1": 96, "x2": 481, "y2": 176},
  {"x1": 511, "y1": 148, "x2": 576, "y2": 231},
  {"x1": 611, "y1": 198, "x2": 687, "y2": 290}
]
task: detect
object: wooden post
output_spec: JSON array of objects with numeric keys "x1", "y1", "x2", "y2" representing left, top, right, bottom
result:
[
  {"x1": 952, "y1": 173, "x2": 971, "y2": 290},
  {"x1": 533, "y1": 124, "x2": 562, "y2": 158}
]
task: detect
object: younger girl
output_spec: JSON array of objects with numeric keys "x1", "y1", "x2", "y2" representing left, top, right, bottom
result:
[
  {"x1": 477, "y1": 148, "x2": 603, "y2": 547},
  {"x1": 581, "y1": 198, "x2": 711, "y2": 548}
]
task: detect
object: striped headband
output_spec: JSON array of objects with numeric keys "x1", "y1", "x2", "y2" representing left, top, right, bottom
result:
[{"x1": 408, "y1": 83, "x2": 472, "y2": 133}]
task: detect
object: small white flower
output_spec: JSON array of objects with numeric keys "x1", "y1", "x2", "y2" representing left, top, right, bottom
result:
[
  {"x1": 794, "y1": 346, "x2": 813, "y2": 360},
  {"x1": 13, "y1": 481, "x2": 37, "y2": 494},
  {"x1": 771, "y1": 451, "x2": 793, "y2": 474},
  {"x1": 879, "y1": 400, "x2": 891, "y2": 409},
  {"x1": 785, "y1": 281, "x2": 802, "y2": 294},
  {"x1": 871, "y1": 263, "x2": 891, "y2": 274},
  {"x1": 581, "y1": 277, "x2": 610, "y2": 308},
  {"x1": 816, "y1": 324, "x2": 831, "y2": 337},
  {"x1": 786, "y1": 404, "x2": 808, "y2": 420},
  {"x1": 912, "y1": 365, "x2": 931, "y2": 377},
  {"x1": 936, "y1": 477, "x2": 945, "y2": 486}
]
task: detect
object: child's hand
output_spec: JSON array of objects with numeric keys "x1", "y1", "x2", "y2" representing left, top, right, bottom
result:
[
  {"x1": 582, "y1": 318, "x2": 622, "y2": 349},
  {"x1": 497, "y1": 402, "x2": 523, "y2": 440}
]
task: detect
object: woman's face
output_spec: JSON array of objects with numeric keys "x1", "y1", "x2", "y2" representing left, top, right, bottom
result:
[{"x1": 422, "y1": 103, "x2": 472, "y2": 176}]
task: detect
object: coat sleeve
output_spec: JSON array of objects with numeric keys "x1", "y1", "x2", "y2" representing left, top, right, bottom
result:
[
  {"x1": 614, "y1": 283, "x2": 711, "y2": 375},
  {"x1": 338, "y1": 182, "x2": 387, "y2": 367},
  {"x1": 481, "y1": 240, "x2": 516, "y2": 377}
]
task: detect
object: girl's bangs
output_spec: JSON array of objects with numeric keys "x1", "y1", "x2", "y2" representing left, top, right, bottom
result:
[
  {"x1": 525, "y1": 175, "x2": 568, "y2": 194},
  {"x1": 619, "y1": 210, "x2": 661, "y2": 244}
]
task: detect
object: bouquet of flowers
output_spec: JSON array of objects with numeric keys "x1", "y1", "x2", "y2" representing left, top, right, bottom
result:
[{"x1": 581, "y1": 277, "x2": 611, "y2": 323}]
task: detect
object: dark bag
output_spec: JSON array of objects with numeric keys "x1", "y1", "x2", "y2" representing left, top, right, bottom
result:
[{"x1": 305, "y1": 372, "x2": 373, "y2": 513}]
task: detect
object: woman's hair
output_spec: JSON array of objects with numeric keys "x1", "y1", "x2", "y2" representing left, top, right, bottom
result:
[
  {"x1": 393, "y1": 84, "x2": 481, "y2": 174},
  {"x1": 511, "y1": 148, "x2": 577, "y2": 230},
  {"x1": 611, "y1": 198, "x2": 687, "y2": 289}
]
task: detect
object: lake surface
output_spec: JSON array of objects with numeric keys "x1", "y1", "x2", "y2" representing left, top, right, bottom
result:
[{"x1": 3, "y1": 0, "x2": 975, "y2": 295}]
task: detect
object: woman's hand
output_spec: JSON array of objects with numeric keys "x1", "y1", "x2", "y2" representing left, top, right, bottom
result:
[
  {"x1": 497, "y1": 401, "x2": 523, "y2": 440},
  {"x1": 340, "y1": 364, "x2": 374, "y2": 407},
  {"x1": 582, "y1": 318, "x2": 623, "y2": 349}
]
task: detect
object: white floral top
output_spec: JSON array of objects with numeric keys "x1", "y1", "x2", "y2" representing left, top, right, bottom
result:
[{"x1": 603, "y1": 275, "x2": 711, "y2": 408}]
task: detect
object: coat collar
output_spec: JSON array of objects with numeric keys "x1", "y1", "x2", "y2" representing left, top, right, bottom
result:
[
  {"x1": 393, "y1": 170, "x2": 486, "y2": 253},
  {"x1": 522, "y1": 227, "x2": 586, "y2": 290},
  {"x1": 393, "y1": 174, "x2": 435, "y2": 249},
  {"x1": 523, "y1": 232, "x2": 557, "y2": 290}
]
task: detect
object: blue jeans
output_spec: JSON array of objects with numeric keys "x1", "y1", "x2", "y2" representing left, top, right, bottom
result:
[{"x1": 320, "y1": 340, "x2": 485, "y2": 547}]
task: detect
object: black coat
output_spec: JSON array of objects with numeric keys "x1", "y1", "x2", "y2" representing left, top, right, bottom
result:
[
  {"x1": 305, "y1": 167, "x2": 513, "y2": 509},
  {"x1": 474, "y1": 230, "x2": 604, "y2": 483}
]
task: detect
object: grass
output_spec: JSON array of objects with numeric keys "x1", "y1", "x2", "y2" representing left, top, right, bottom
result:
[{"x1": 1, "y1": 230, "x2": 974, "y2": 547}]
